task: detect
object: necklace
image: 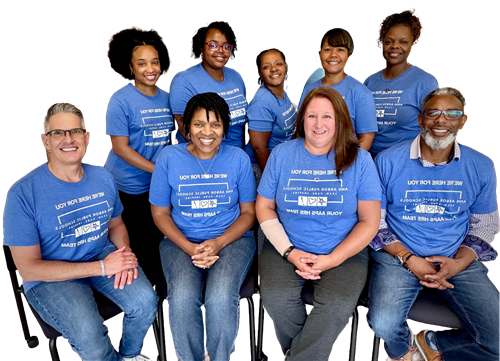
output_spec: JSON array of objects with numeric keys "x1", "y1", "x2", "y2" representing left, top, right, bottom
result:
[
  {"x1": 383, "y1": 63, "x2": 411, "y2": 92},
  {"x1": 193, "y1": 146, "x2": 217, "y2": 175}
]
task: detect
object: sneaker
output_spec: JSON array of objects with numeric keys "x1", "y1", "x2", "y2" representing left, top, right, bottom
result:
[
  {"x1": 122, "y1": 354, "x2": 151, "y2": 361},
  {"x1": 415, "y1": 330, "x2": 442, "y2": 361}
]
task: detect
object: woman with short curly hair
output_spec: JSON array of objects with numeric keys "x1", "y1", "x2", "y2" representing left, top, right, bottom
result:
[
  {"x1": 170, "y1": 21, "x2": 249, "y2": 148},
  {"x1": 364, "y1": 10, "x2": 438, "y2": 156}
]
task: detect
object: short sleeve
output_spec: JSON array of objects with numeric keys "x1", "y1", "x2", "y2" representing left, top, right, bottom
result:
[
  {"x1": 237, "y1": 152, "x2": 257, "y2": 203},
  {"x1": 169, "y1": 73, "x2": 196, "y2": 115},
  {"x1": 149, "y1": 151, "x2": 173, "y2": 207},
  {"x1": 3, "y1": 188, "x2": 40, "y2": 247},
  {"x1": 352, "y1": 87, "x2": 378, "y2": 134},
  {"x1": 470, "y1": 163, "x2": 498, "y2": 215},
  {"x1": 258, "y1": 147, "x2": 280, "y2": 200},
  {"x1": 356, "y1": 151, "x2": 382, "y2": 201},
  {"x1": 248, "y1": 100, "x2": 276, "y2": 132},
  {"x1": 106, "y1": 96, "x2": 130, "y2": 137}
]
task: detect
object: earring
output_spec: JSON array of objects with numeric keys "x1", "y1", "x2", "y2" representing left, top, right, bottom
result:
[{"x1": 188, "y1": 133, "x2": 191, "y2": 140}]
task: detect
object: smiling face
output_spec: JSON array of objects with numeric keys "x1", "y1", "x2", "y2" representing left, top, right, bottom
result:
[
  {"x1": 130, "y1": 45, "x2": 161, "y2": 94},
  {"x1": 319, "y1": 42, "x2": 349, "y2": 76},
  {"x1": 201, "y1": 28, "x2": 230, "y2": 72},
  {"x1": 189, "y1": 107, "x2": 224, "y2": 159},
  {"x1": 382, "y1": 24, "x2": 414, "y2": 67},
  {"x1": 259, "y1": 50, "x2": 287, "y2": 89},
  {"x1": 42, "y1": 112, "x2": 89, "y2": 168},
  {"x1": 418, "y1": 94, "x2": 467, "y2": 151},
  {"x1": 303, "y1": 97, "x2": 336, "y2": 155}
]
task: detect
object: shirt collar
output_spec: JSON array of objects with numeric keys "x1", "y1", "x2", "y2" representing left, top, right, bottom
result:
[{"x1": 410, "y1": 134, "x2": 461, "y2": 167}]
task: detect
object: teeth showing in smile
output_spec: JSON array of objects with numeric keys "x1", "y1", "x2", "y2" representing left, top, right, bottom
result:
[
  {"x1": 145, "y1": 75, "x2": 156, "y2": 80},
  {"x1": 200, "y1": 138, "x2": 214, "y2": 145},
  {"x1": 328, "y1": 61, "x2": 339, "y2": 65},
  {"x1": 62, "y1": 147, "x2": 77, "y2": 152},
  {"x1": 313, "y1": 130, "x2": 326, "y2": 135},
  {"x1": 389, "y1": 53, "x2": 400, "y2": 57},
  {"x1": 432, "y1": 129, "x2": 448, "y2": 134}
]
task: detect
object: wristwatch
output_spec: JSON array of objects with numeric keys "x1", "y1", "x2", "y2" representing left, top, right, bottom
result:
[
  {"x1": 283, "y1": 245, "x2": 295, "y2": 260},
  {"x1": 395, "y1": 249, "x2": 412, "y2": 266}
]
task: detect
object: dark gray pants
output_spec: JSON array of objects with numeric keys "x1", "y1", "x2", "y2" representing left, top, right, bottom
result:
[{"x1": 260, "y1": 241, "x2": 368, "y2": 361}]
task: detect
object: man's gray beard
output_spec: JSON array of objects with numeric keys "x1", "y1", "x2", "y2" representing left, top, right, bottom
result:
[{"x1": 420, "y1": 128, "x2": 456, "y2": 150}]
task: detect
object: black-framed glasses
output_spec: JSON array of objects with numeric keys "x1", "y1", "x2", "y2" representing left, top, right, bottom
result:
[
  {"x1": 45, "y1": 128, "x2": 87, "y2": 139},
  {"x1": 205, "y1": 41, "x2": 233, "y2": 53},
  {"x1": 422, "y1": 109, "x2": 464, "y2": 121}
]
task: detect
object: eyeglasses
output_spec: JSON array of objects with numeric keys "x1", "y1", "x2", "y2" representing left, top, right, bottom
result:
[
  {"x1": 422, "y1": 109, "x2": 464, "y2": 121},
  {"x1": 205, "y1": 41, "x2": 233, "y2": 53},
  {"x1": 45, "y1": 128, "x2": 87, "y2": 139}
]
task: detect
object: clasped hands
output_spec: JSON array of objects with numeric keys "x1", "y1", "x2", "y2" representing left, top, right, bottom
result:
[
  {"x1": 405, "y1": 255, "x2": 467, "y2": 290},
  {"x1": 191, "y1": 239, "x2": 223, "y2": 269},
  {"x1": 103, "y1": 246, "x2": 139, "y2": 290},
  {"x1": 287, "y1": 249, "x2": 339, "y2": 280}
]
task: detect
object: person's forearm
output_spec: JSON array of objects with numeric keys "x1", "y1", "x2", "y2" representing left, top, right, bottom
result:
[
  {"x1": 254, "y1": 149, "x2": 270, "y2": 172},
  {"x1": 108, "y1": 220, "x2": 131, "y2": 250},
  {"x1": 30, "y1": 261, "x2": 103, "y2": 282},
  {"x1": 152, "y1": 210, "x2": 194, "y2": 255},
  {"x1": 113, "y1": 144, "x2": 155, "y2": 173},
  {"x1": 453, "y1": 246, "x2": 476, "y2": 270},
  {"x1": 383, "y1": 241, "x2": 411, "y2": 257},
  {"x1": 110, "y1": 134, "x2": 155, "y2": 173},
  {"x1": 215, "y1": 211, "x2": 255, "y2": 248},
  {"x1": 357, "y1": 132, "x2": 375, "y2": 151},
  {"x1": 330, "y1": 218, "x2": 379, "y2": 266}
]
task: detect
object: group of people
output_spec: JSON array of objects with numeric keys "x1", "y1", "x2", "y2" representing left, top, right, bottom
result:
[{"x1": 3, "y1": 9, "x2": 498, "y2": 361}]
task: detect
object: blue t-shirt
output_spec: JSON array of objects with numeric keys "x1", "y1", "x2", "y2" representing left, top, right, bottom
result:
[
  {"x1": 104, "y1": 84, "x2": 174, "y2": 194},
  {"x1": 375, "y1": 141, "x2": 498, "y2": 258},
  {"x1": 3, "y1": 164, "x2": 123, "y2": 292},
  {"x1": 149, "y1": 144, "x2": 256, "y2": 242},
  {"x1": 170, "y1": 63, "x2": 248, "y2": 148},
  {"x1": 243, "y1": 86, "x2": 297, "y2": 164},
  {"x1": 299, "y1": 75, "x2": 378, "y2": 134},
  {"x1": 258, "y1": 139, "x2": 381, "y2": 254},
  {"x1": 364, "y1": 66, "x2": 438, "y2": 155},
  {"x1": 304, "y1": 68, "x2": 324, "y2": 86}
]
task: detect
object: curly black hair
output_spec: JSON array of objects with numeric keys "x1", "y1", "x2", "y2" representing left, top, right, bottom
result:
[
  {"x1": 378, "y1": 10, "x2": 422, "y2": 46},
  {"x1": 182, "y1": 92, "x2": 230, "y2": 138},
  {"x1": 108, "y1": 27, "x2": 170, "y2": 80},
  {"x1": 192, "y1": 21, "x2": 237, "y2": 59}
]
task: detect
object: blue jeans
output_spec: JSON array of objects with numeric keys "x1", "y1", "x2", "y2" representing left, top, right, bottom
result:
[
  {"x1": 25, "y1": 246, "x2": 158, "y2": 361},
  {"x1": 160, "y1": 236, "x2": 255, "y2": 361},
  {"x1": 368, "y1": 250, "x2": 499, "y2": 361}
]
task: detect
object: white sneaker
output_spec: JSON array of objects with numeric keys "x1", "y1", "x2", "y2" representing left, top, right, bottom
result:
[{"x1": 122, "y1": 354, "x2": 151, "y2": 361}]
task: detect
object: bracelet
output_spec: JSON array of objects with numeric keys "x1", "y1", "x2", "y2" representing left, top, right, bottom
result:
[
  {"x1": 283, "y1": 245, "x2": 295, "y2": 260},
  {"x1": 402, "y1": 253, "x2": 415, "y2": 270},
  {"x1": 99, "y1": 260, "x2": 106, "y2": 277}
]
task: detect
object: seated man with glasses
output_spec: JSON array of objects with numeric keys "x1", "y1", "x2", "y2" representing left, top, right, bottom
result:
[
  {"x1": 3, "y1": 103, "x2": 157, "y2": 361},
  {"x1": 367, "y1": 88, "x2": 499, "y2": 361}
]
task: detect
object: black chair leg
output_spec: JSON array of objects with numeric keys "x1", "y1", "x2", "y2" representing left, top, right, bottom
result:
[
  {"x1": 372, "y1": 335, "x2": 381, "y2": 361},
  {"x1": 349, "y1": 308, "x2": 359, "y2": 361},
  {"x1": 49, "y1": 338, "x2": 61, "y2": 361},
  {"x1": 155, "y1": 299, "x2": 167, "y2": 361},
  {"x1": 257, "y1": 302, "x2": 266, "y2": 361},
  {"x1": 247, "y1": 297, "x2": 256, "y2": 361}
]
